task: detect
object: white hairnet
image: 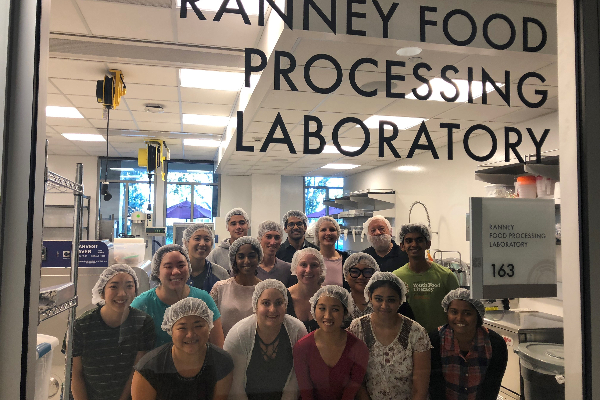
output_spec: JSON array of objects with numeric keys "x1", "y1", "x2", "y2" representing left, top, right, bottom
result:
[
  {"x1": 282, "y1": 210, "x2": 308, "y2": 228},
  {"x1": 225, "y1": 208, "x2": 250, "y2": 228},
  {"x1": 363, "y1": 215, "x2": 392, "y2": 237},
  {"x1": 441, "y1": 288, "x2": 486, "y2": 319},
  {"x1": 151, "y1": 244, "x2": 191, "y2": 283},
  {"x1": 313, "y1": 216, "x2": 341, "y2": 247},
  {"x1": 309, "y1": 285, "x2": 351, "y2": 320},
  {"x1": 399, "y1": 223, "x2": 431, "y2": 244},
  {"x1": 229, "y1": 236, "x2": 264, "y2": 268},
  {"x1": 252, "y1": 279, "x2": 288, "y2": 312},
  {"x1": 343, "y1": 252, "x2": 379, "y2": 278},
  {"x1": 161, "y1": 297, "x2": 214, "y2": 335},
  {"x1": 290, "y1": 247, "x2": 326, "y2": 279},
  {"x1": 364, "y1": 272, "x2": 407, "y2": 305},
  {"x1": 182, "y1": 223, "x2": 214, "y2": 245},
  {"x1": 92, "y1": 264, "x2": 139, "y2": 305},
  {"x1": 257, "y1": 220, "x2": 283, "y2": 239}
]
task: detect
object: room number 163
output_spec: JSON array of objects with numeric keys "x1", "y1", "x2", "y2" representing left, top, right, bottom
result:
[{"x1": 491, "y1": 264, "x2": 515, "y2": 277}]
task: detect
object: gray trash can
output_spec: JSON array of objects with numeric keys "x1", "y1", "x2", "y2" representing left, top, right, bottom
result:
[{"x1": 515, "y1": 342, "x2": 565, "y2": 400}]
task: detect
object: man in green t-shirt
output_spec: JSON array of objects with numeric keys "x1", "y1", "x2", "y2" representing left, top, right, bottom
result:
[{"x1": 393, "y1": 223, "x2": 459, "y2": 333}]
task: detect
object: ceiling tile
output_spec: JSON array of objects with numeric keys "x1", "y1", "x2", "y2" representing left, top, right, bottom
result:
[
  {"x1": 125, "y1": 83, "x2": 179, "y2": 102},
  {"x1": 180, "y1": 87, "x2": 238, "y2": 105}
]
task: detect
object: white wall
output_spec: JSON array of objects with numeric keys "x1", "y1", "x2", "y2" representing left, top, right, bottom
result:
[
  {"x1": 46, "y1": 155, "x2": 98, "y2": 237},
  {"x1": 217, "y1": 174, "x2": 305, "y2": 241}
]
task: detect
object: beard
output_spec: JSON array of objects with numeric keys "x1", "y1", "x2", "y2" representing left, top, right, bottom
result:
[{"x1": 370, "y1": 234, "x2": 392, "y2": 252}]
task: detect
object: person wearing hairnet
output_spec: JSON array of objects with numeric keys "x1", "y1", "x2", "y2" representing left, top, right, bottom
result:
[
  {"x1": 131, "y1": 244, "x2": 224, "y2": 348},
  {"x1": 286, "y1": 248, "x2": 325, "y2": 333},
  {"x1": 132, "y1": 298, "x2": 234, "y2": 400},
  {"x1": 314, "y1": 216, "x2": 349, "y2": 286},
  {"x1": 276, "y1": 210, "x2": 319, "y2": 263},
  {"x1": 66, "y1": 264, "x2": 155, "y2": 400},
  {"x1": 182, "y1": 223, "x2": 229, "y2": 293},
  {"x1": 393, "y1": 223, "x2": 459, "y2": 333},
  {"x1": 428, "y1": 289, "x2": 508, "y2": 400},
  {"x1": 293, "y1": 286, "x2": 369, "y2": 400},
  {"x1": 207, "y1": 208, "x2": 250, "y2": 272},
  {"x1": 362, "y1": 215, "x2": 409, "y2": 273},
  {"x1": 224, "y1": 280, "x2": 307, "y2": 400},
  {"x1": 349, "y1": 272, "x2": 431, "y2": 400},
  {"x1": 343, "y1": 252, "x2": 415, "y2": 320},
  {"x1": 209, "y1": 236, "x2": 262, "y2": 337},
  {"x1": 256, "y1": 221, "x2": 293, "y2": 287}
]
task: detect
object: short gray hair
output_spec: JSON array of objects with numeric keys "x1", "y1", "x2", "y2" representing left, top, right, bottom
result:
[
  {"x1": 313, "y1": 216, "x2": 341, "y2": 247},
  {"x1": 257, "y1": 220, "x2": 283, "y2": 239},
  {"x1": 363, "y1": 215, "x2": 392, "y2": 236},
  {"x1": 282, "y1": 210, "x2": 308, "y2": 229},
  {"x1": 398, "y1": 223, "x2": 431, "y2": 244}
]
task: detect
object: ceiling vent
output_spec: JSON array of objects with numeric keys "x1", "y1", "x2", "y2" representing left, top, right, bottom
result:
[{"x1": 90, "y1": 0, "x2": 171, "y2": 8}]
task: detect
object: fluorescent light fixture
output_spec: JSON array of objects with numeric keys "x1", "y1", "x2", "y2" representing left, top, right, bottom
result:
[
  {"x1": 110, "y1": 168, "x2": 135, "y2": 171},
  {"x1": 180, "y1": 69, "x2": 259, "y2": 91},
  {"x1": 183, "y1": 139, "x2": 222, "y2": 147},
  {"x1": 396, "y1": 165, "x2": 423, "y2": 172},
  {"x1": 62, "y1": 133, "x2": 105, "y2": 142},
  {"x1": 183, "y1": 114, "x2": 230, "y2": 127},
  {"x1": 321, "y1": 164, "x2": 360, "y2": 170},
  {"x1": 364, "y1": 116, "x2": 427, "y2": 130},
  {"x1": 176, "y1": 0, "x2": 260, "y2": 15},
  {"x1": 323, "y1": 145, "x2": 360, "y2": 153},
  {"x1": 406, "y1": 78, "x2": 504, "y2": 103},
  {"x1": 47, "y1": 106, "x2": 83, "y2": 118}
]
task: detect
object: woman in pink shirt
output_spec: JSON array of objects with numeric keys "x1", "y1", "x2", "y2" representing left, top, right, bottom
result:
[
  {"x1": 293, "y1": 285, "x2": 368, "y2": 400},
  {"x1": 313, "y1": 217, "x2": 349, "y2": 286}
]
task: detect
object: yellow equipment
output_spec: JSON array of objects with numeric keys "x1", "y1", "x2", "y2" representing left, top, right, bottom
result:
[
  {"x1": 138, "y1": 140, "x2": 170, "y2": 180},
  {"x1": 96, "y1": 70, "x2": 126, "y2": 109}
]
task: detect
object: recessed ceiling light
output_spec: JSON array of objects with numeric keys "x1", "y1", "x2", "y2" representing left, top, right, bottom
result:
[
  {"x1": 396, "y1": 47, "x2": 422, "y2": 57},
  {"x1": 183, "y1": 114, "x2": 230, "y2": 127},
  {"x1": 47, "y1": 106, "x2": 83, "y2": 119},
  {"x1": 183, "y1": 139, "x2": 221, "y2": 147},
  {"x1": 62, "y1": 133, "x2": 105, "y2": 142},
  {"x1": 110, "y1": 168, "x2": 135, "y2": 171},
  {"x1": 321, "y1": 164, "x2": 360, "y2": 170},
  {"x1": 145, "y1": 104, "x2": 164, "y2": 113},
  {"x1": 180, "y1": 69, "x2": 259, "y2": 91},
  {"x1": 406, "y1": 78, "x2": 504, "y2": 103},
  {"x1": 364, "y1": 116, "x2": 427, "y2": 130},
  {"x1": 323, "y1": 145, "x2": 360, "y2": 153},
  {"x1": 176, "y1": 0, "x2": 260, "y2": 15},
  {"x1": 396, "y1": 165, "x2": 423, "y2": 172}
]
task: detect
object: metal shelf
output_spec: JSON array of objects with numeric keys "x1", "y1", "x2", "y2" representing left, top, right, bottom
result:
[
  {"x1": 475, "y1": 156, "x2": 559, "y2": 185},
  {"x1": 38, "y1": 296, "x2": 78, "y2": 323}
]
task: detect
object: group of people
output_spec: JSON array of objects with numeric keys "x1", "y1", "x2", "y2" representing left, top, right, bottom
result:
[{"x1": 67, "y1": 208, "x2": 508, "y2": 400}]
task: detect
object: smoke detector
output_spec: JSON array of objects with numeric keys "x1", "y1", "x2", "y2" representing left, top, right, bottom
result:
[{"x1": 144, "y1": 104, "x2": 164, "y2": 113}]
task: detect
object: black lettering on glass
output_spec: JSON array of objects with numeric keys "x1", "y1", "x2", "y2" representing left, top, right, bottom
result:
[
  {"x1": 463, "y1": 124, "x2": 497, "y2": 162},
  {"x1": 407, "y1": 121, "x2": 439, "y2": 159}
]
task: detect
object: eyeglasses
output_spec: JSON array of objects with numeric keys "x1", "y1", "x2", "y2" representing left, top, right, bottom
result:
[
  {"x1": 286, "y1": 221, "x2": 305, "y2": 228},
  {"x1": 348, "y1": 267, "x2": 376, "y2": 279}
]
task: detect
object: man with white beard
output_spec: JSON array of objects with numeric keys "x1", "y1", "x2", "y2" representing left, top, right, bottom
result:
[{"x1": 362, "y1": 216, "x2": 409, "y2": 273}]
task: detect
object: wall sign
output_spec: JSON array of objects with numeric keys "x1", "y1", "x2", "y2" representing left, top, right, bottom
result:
[
  {"x1": 469, "y1": 197, "x2": 556, "y2": 299},
  {"x1": 42, "y1": 240, "x2": 109, "y2": 268}
]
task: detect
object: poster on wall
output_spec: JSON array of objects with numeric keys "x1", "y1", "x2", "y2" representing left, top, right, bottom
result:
[{"x1": 470, "y1": 197, "x2": 556, "y2": 299}]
